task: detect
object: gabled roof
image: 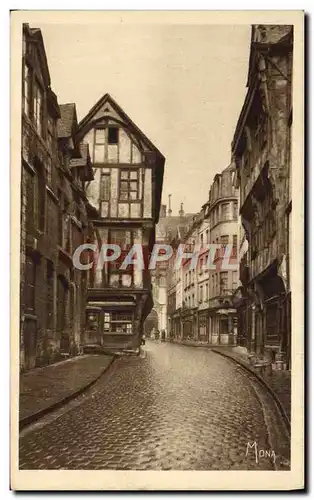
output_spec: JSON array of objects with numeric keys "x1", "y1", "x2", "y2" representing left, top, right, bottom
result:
[
  {"x1": 24, "y1": 24, "x2": 51, "y2": 88},
  {"x1": 57, "y1": 103, "x2": 77, "y2": 139},
  {"x1": 77, "y1": 93, "x2": 164, "y2": 160},
  {"x1": 232, "y1": 25, "x2": 293, "y2": 152}
]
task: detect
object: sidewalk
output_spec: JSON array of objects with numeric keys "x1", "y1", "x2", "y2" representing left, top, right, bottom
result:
[
  {"x1": 212, "y1": 346, "x2": 291, "y2": 429},
  {"x1": 19, "y1": 354, "x2": 115, "y2": 428}
]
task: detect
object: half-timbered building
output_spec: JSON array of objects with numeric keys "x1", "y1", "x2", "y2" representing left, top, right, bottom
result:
[{"x1": 77, "y1": 94, "x2": 165, "y2": 353}]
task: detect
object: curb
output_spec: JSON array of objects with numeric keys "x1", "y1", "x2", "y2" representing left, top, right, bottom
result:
[
  {"x1": 19, "y1": 356, "x2": 117, "y2": 431},
  {"x1": 211, "y1": 348, "x2": 291, "y2": 436}
]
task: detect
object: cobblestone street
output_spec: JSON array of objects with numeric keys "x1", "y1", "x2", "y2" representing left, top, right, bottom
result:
[{"x1": 19, "y1": 341, "x2": 290, "y2": 470}]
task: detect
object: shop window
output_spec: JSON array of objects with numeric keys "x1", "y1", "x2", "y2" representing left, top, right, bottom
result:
[
  {"x1": 103, "y1": 311, "x2": 133, "y2": 334},
  {"x1": 87, "y1": 312, "x2": 99, "y2": 332},
  {"x1": 220, "y1": 318, "x2": 229, "y2": 335}
]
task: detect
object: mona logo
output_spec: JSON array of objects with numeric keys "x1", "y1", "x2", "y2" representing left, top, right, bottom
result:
[{"x1": 246, "y1": 442, "x2": 276, "y2": 464}]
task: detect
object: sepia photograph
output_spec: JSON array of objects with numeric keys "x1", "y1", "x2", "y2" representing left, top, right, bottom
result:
[{"x1": 10, "y1": 10, "x2": 304, "y2": 491}]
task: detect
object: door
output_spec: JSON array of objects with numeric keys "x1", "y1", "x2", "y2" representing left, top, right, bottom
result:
[
  {"x1": 57, "y1": 275, "x2": 70, "y2": 352},
  {"x1": 23, "y1": 255, "x2": 38, "y2": 369}
]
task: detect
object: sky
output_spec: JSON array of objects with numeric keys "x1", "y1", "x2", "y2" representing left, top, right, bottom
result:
[{"x1": 39, "y1": 22, "x2": 251, "y2": 214}]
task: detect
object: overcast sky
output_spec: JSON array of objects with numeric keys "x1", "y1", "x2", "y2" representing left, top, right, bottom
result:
[{"x1": 39, "y1": 23, "x2": 251, "y2": 214}]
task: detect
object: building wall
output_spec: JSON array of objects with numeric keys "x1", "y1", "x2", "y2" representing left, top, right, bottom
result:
[
  {"x1": 20, "y1": 25, "x2": 91, "y2": 371},
  {"x1": 232, "y1": 24, "x2": 293, "y2": 368}
]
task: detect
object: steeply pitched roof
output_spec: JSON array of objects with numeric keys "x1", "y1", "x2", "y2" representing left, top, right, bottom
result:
[
  {"x1": 24, "y1": 24, "x2": 51, "y2": 88},
  {"x1": 156, "y1": 213, "x2": 195, "y2": 242},
  {"x1": 77, "y1": 93, "x2": 164, "y2": 160},
  {"x1": 57, "y1": 103, "x2": 77, "y2": 139}
]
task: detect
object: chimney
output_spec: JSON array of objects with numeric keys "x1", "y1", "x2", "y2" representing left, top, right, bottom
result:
[
  {"x1": 160, "y1": 204, "x2": 167, "y2": 218},
  {"x1": 168, "y1": 194, "x2": 172, "y2": 217},
  {"x1": 179, "y1": 202, "x2": 184, "y2": 217}
]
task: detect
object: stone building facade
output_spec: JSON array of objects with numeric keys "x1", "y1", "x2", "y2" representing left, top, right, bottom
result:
[
  {"x1": 203, "y1": 164, "x2": 239, "y2": 345},
  {"x1": 76, "y1": 93, "x2": 165, "y2": 353},
  {"x1": 146, "y1": 203, "x2": 194, "y2": 339},
  {"x1": 232, "y1": 24, "x2": 293, "y2": 369},
  {"x1": 20, "y1": 24, "x2": 94, "y2": 370},
  {"x1": 167, "y1": 164, "x2": 239, "y2": 345}
]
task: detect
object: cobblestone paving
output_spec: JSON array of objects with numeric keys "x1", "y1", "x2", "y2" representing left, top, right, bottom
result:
[
  {"x1": 19, "y1": 341, "x2": 289, "y2": 470},
  {"x1": 20, "y1": 354, "x2": 114, "y2": 422}
]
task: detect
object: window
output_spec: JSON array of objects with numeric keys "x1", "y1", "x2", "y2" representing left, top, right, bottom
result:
[
  {"x1": 94, "y1": 128, "x2": 106, "y2": 163},
  {"x1": 119, "y1": 169, "x2": 139, "y2": 200},
  {"x1": 23, "y1": 63, "x2": 31, "y2": 116},
  {"x1": 220, "y1": 272, "x2": 228, "y2": 294},
  {"x1": 33, "y1": 80, "x2": 44, "y2": 136},
  {"x1": 206, "y1": 229, "x2": 209, "y2": 244},
  {"x1": 221, "y1": 235, "x2": 229, "y2": 247},
  {"x1": 33, "y1": 172, "x2": 39, "y2": 230},
  {"x1": 200, "y1": 233, "x2": 204, "y2": 248},
  {"x1": 25, "y1": 255, "x2": 36, "y2": 313},
  {"x1": 221, "y1": 203, "x2": 230, "y2": 221},
  {"x1": 199, "y1": 285, "x2": 203, "y2": 303},
  {"x1": 46, "y1": 117, "x2": 54, "y2": 184},
  {"x1": 108, "y1": 229, "x2": 133, "y2": 284},
  {"x1": 45, "y1": 157, "x2": 52, "y2": 185},
  {"x1": 103, "y1": 311, "x2": 133, "y2": 334},
  {"x1": 100, "y1": 172, "x2": 110, "y2": 201},
  {"x1": 205, "y1": 283, "x2": 209, "y2": 301},
  {"x1": 47, "y1": 117, "x2": 54, "y2": 151},
  {"x1": 108, "y1": 127, "x2": 119, "y2": 144},
  {"x1": 32, "y1": 160, "x2": 46, "y2": 232},
  {"x1": 87, "y1": 312, "x2": 99, "y2": 332},
  {"x1": 232, "y1": 271, "x2": 238, "y2": 289},
  {"x1": 62, "y1": 198, "x2": 71, "y2": 253},
  {"x1": 233, "y1": 201, "x2": 238, "y2": 220}
]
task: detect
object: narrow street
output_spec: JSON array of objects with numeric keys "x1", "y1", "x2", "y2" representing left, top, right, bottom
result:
[{"x1": 19, "y1": 341, "x2": 289, "y2": 471}]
